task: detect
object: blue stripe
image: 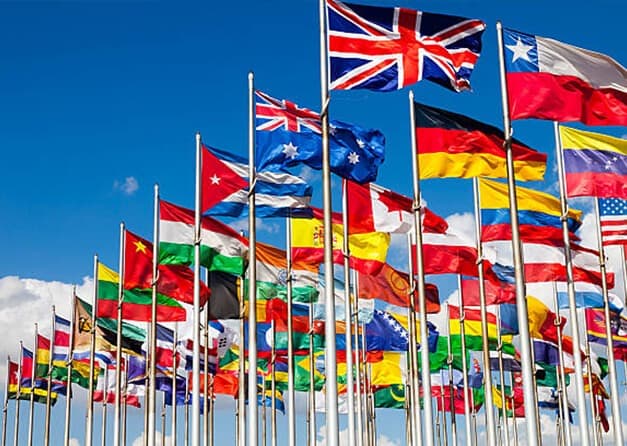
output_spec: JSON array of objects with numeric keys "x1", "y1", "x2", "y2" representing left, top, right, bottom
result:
[
  {"x1": 564, "y1": 148, "x2": 627, "y2": 175},
  {"x1": 557, "y1": 291, "x2": 604, "y2": 309},
  {"x1": 481, "y1": 209, "x2": 580, "y2": 232}
]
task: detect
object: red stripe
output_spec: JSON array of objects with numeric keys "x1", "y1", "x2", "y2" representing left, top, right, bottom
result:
[
  {"x1": 481, "y1": 224, "x2": 567, "y2": 244},
  {"x1": 96, "y1": 299, "x2": 187, "y2": 322},
  {"x1": 448, "y1": 305, "x2": 497, "y2": 324},
  {"x1": 523, "y1": 263, "x2": 613, "y2": 288},
  {"x1": 292, "y1": 246, "x2": 385, "y2": 275},
  {"x1": 507, "y1": 72, "x2": 627, "y2": 126},
  {"x1": 566, "y1": 172, "x2": 627, "y2": 199},
  {"x1": 416, "y1": 127, "x2": 545, "y2": 163},
  {"x1": 54, "y1": 331, "x2": 70, "y2": 347}
]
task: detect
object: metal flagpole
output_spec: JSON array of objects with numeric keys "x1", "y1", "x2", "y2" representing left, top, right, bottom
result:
[
  {"x1": 495, "y1": 21, "x2": 540, "y2": 446},
  {"x1": 495, "y1": 306, "x2": 510, "y2": 446},
  {"x1": 445, "y1": 306, "x2": 457, "y2": 445},
  {"x1": 204, "y1": 301, "x2": 210, "y2": 446},
  {"x1": 27, "y1": 323, "x2": 37, "y2": 446},
  {"x1": 238, "y1": 277, "x2": 246, "y2": 446},
  {"x1": 101, "y1": 369, "x2": 108, "y2": 446},
  {"x1": 192, "y1": 131, "x2": 203, "y2": 446},
  {"x1": 13, "y1": 344, "x2": 22, "y2": 446},
  {"x1": 406, "y1": 232, "x2": 422, "y2": 446},
  {"x1": 457, "y1": 279, "x2": 474, "y2": 446},
  {"x1": 581, "y1": 311, "x2": 600, "y2": 446},
  {"x1": 1, "y1": 356, "x2": 9, "y2": 446},
  {"x1": 172, "y1": 325, "x2": 178, "y2": 446},
  {"x1": 408, "y1": 90, "x2": 435, "y2": 446},
  {"x1": 64, "y1": 287, "x2": 77, "y2": 446},
  {"x1": 472, "y1": 178, "x2": 498, "y2": 446},
  {"x1": 44, "y1": 306, "x2": 56, "y2": 446},
  {"x1": 184, "y1": 374, "x2": 190, "y2": 446},
  {"x1": 161, "y1": 393, "x2": 167, "y2": 446},
  {"x1": 86, "y1": 255, "x2": 99, "y2": 446},
  {"x1": 247, "y1": 70, "x2": 259, "y2": 446},
  {"x1": 361, "y1": 327, "x2": 371, "y2": 446},
  {"x1": 209, "y1": 375, "x2": 214, "y2": 446},
  {"x1": 285, "y1": 215, "x2": 296, "y2": 446},
  {"x1": 593, "y1": 198, "x2": 624, "y2": 445},
  {"x1": 551, "y1": 121, "x2": 592, "y2": 446},
  {"x1": 122, "y1": 355, "x2": 128, "y2": 446},
  {"x1": 307, "y1": 301, "x2": 316, "y2": 446},
  {"x1": 318, "y1": 2, "x2": 339, "y2": 444},
  {"x1": 270, "y1": 332, "x2": 277, "y2": 446},
  {"x1": 113, "y1": 222, "x2": 126, "y2": 446},
  {"x1": 261, "y1": 374, "x2": 267, "y2": 446},
  {"x1": 439, "y1": 372, "x2": 448, "y2": 446},
  {"x1": 148, "y1": 183, "x2": 160, "y2": 446},
  {"x1": 352, "y1": 271, "x2": 365, "y2": 446},
  {"x1": 341, "y1": 179, "x2": 356, "y2": 446},
  {"x1": 552, "y1": 283, "x2": 573, "y2": 446}
]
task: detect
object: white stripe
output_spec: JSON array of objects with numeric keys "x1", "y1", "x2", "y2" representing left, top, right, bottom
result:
[
  {"x1": 223, "y1": 160, "x2": 308, "y2": 186},
  {"x1": 160, "y1": 220, "x2": 247, "y2": 256},
  {"x1": 423, "y1": 231, "x2": 474, "y2": 248},
  {"x1": 537, "y1": 36, "x2": 627, "y2": 92},
  {"x1": 485, "y1": 241, "x2": 601, "y2": 271},
  {"x1": 600, "y1": 215, "x2": 627, "y2": 223},
  {"x1": 223, "y1": 190, "x2": 311, "y2": 208}
]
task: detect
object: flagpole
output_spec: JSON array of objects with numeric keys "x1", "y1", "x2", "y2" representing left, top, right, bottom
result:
[
  {"x1": 27, "y1": 323, "x2": 37, "y2": 446},
  {"x1": 147, "y1": 183, "x2": 160, "y2": 446},
  {"x1": 439, "y1": 371, "x2": 448, "y2": 446},
  {"x1": 261, "y1": 374, "x2": 267, "y2": 446},
  {"x1": 193, "y1": 131, "x2": 203, "y2": 446},
  {"x1": 113, "y1": 222, "x2": 126, "y2": 446},
  {"x1": 457, "y1": 278, "x2": 474, "y2": 446},
  {"x1": 209, "y1": 374, "x2": 214, "y2": 446},
  {"x1": 285, "y1": 215, "x2": 296, "y2": 446},
  {"x1": 161, "y1": 393, "x2": 167, "y2": 446},
  {"x1": 593, "y1": 198, "x2": 624, "y2": 445},
  {"x1": 101, "y1": 368, "x2": 108, "y2": 446},
  {"x1": 341, "y1": 179, "x2": 356, "y2": 446},
  {"x1": 44, "y1": 306, "x2": 56, "y2": 446},
  {"x1": 472, "y1": 178, "x2": 498, "y2": 446},
  {"x1": 495, "y1": 306, "x2": 510, "y2": 446},
  {"x1": 184, "y1": 373, "x2": 190, "y2": 446},
  {"x1": 246, "y1": 70, "x2": 259, "y2": 446},
  {"x1": 408, "y1": 89, "x2": 435, "y2": 446},
  {"x1": 204, "y1": 301, "x2": 210, "y2": 446},
  {"x1": 406, "y1": 231, "x2": 422, "y2": 446},
  {"x1": 121, "y1": 354, "x2": 128, "y2": 446},
  {"x1": 495, "y1": 21, "x2": 540, "y2": 446},
  {"x1": 2, "y1": 356, "x2": 9, "y2": 446},
  {"x1": 237, "y1": 277, "x2": 246, "y2": 446},
  {"x1": 64, "y1": 287, "x2": 77, "y2": 446},
  {"x1": 552, "y1": 283, "x2": 572, "y2": 446},
  {"x1": 172, "y1": 324, "x2": 178, "y2": 446},
  {"x1": 318, "y1": 1, "x2": 339, "y2": 444},
  {"x1": 270, "y1": 331, "x2": 277, "y2": 446},
  {"x1": 13, "y1": 344, "x2": 22, "y2": 446},
  {"x1": 307, "y1": 301, "x2": 316, "y2": 446},
  {"x1": 352, "y1": 271, "x2": 365, "y2": 446},
  {"x1": 445, "y1": 305, "x2": 458, "y2": 445},
  {"x1": 551, "y1": 121, "x2": 593, "y2": 446},
  {"x1": 86, "y1": 254, "x2": 99, "y2": 446},
  {"x1": 581, "y1": 310, "x2": 600, "y2": 446}
]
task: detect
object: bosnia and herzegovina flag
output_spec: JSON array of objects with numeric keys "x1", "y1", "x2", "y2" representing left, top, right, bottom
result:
[
  {"x1": 414, "y1": 101, "x2": 547, "y2": 181},
  {"x1": 560, "y1": 126, "x2": 627, "y2": 199}
]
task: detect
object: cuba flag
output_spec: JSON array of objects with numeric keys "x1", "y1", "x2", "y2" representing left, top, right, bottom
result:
[{"x1": 255, "y1": 90, "x2": 385, "y2": 184}]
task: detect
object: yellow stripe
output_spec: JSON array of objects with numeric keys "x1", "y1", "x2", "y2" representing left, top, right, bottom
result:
[
  {"x1": 97, "y1": 262, "x2": 119, "y2": 284},
  {"x1": 370, "y1": 352, "x2": 405, "y2": 386},
  {"x1": 418, "y1": 152, "x2": 546, "y2": 181},
  {"x1": 479, "y1": 178, "x2": 582, "y2": 220},
  {"x1": 560, "y1": 126, "x2": 627, "y2": 155},
  {"x1": 291, "y1": 217, "x2": 390, "y2": 263},
  {"x1": 36, "y1": 348, "x2": 50, "y2": 365}
]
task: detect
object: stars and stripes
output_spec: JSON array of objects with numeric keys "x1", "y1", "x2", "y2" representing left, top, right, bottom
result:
[
  {"x1": 326, "y1": 0, "x2": 486, "y2": 92},
  {"x1": 599, "y1": 197, "x2": 627, "y2": 246}
]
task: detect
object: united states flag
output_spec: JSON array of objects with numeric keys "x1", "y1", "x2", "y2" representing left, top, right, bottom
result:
[
  {"x1": 599, "y1": 197, "x2": 627, "y2": 245},
  {"x1": 326, "y1": 0, "x2": 486, "y2": 92}
]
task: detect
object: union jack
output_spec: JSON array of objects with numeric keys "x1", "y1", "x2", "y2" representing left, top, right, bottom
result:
[
  {"x1": 255, "y1": 90, "x2": 321, "y2": 133},
  {"x1": 326, "y1": 0, "x2": 486, "y2": 92}
]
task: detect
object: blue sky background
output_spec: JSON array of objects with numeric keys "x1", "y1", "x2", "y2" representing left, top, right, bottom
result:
[{"x1": 0, "y1": 0, "x2": 626, "y2": 445}]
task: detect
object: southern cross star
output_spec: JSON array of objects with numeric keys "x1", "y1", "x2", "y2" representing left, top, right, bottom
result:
[
  {"x1": 506, "y1": 37, "x2": 533, "y2": 63},
  {"x1": 347, "y1": 151, "x2": 360, "y2": 165},
  {"x1": 282, "y1": 142, "x2": 299, "y2": 160}
]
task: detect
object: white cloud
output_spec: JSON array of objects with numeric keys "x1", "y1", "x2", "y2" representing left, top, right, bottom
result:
[
  {"x1": 445, "y1": 212, "x2": 476, "y2": 244},
  {"x1": 132, "y1": 432, "x2": 173, "y2": 446},
  {"x1": 316, "y1": 425, "x2": 402, "y2": 446},
  {"x1": 228, "y1": 217, "x2": 281, "y2": 236},
  {"x1": 69, "y1": 439, "x2": 81, "y2": 446},
  {"x1": 113, "y1": 176, "x2": 139, "y2": 196}
]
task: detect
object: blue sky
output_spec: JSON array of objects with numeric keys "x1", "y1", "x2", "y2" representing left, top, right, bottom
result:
[{"x1": 1, "y1": 0, "x2": 626, "y2": 445}]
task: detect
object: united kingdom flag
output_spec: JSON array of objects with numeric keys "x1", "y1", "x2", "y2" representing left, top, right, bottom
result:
[
  {"x1": 255, "y1": 90, "x2": 321, "y2": 133},
  {"x1": 326, "y1": 0, "x2": 486, "y2": 92}
]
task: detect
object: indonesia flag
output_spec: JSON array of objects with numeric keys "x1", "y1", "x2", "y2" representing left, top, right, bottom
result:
[
  {"x1": 503, "y1": 28, "x2": 627, "y2": 126},
  {"x1": 345, "y1": 181, "x2": 448, "y2": 234},
  {"x1": 421, "y1": 231, "x2": 479, "y2": 277},
  {"x1": 53, "y1": 314, "x2": 71, "y2": 362}
]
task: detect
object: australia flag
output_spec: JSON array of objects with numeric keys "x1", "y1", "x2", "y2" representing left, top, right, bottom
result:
[{"x1": 255, "y1": 90, "x2": 385, "y2": 184}]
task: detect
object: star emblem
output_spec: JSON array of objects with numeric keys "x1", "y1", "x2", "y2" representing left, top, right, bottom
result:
[
  {"x1": 134, "y1": 240, "x2": 147, "y2": 254},
  {"x1": 210, "y1": 174, "x2": 221, "y2": 185},
  {"x1": 506, "y1": 37, "x2": 534, "y2": 63},
  {"x1": 347, "y1": 152, "x2": 360, "y2": 165},
  {"x1": 282, "y1": 142, "x2": 299, "y2": 160},
  {"x1": 329, "y1": 124, "x2": 337, "y2": 136},
  {"x1": 356, "y1": 138, "x2": 365, "y2": 148}
]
